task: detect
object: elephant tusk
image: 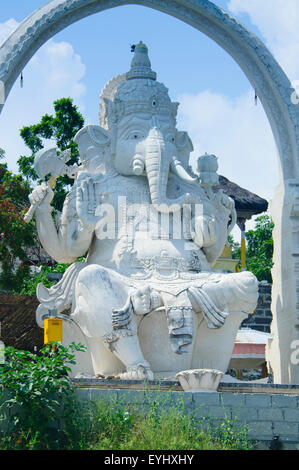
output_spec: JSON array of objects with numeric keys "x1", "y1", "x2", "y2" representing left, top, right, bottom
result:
[
  {"x1": 132, "y1": 155, "x2": 145, "y2": 176},
  {"x1": 170, "y1": 157, "x2": 197, "y2": 183}
]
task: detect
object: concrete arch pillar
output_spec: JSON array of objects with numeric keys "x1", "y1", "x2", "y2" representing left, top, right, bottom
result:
[{"x1": 1, "y1": 0, "x2": 298, "y2": 383}]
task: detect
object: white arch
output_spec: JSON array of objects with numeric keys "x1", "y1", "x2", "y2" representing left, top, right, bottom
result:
[{"x1": 0, "y1": 0, "x2": 298, "y2": 383}]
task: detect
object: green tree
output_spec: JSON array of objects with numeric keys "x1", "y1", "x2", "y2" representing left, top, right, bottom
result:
[
  {"x1": 0, "y1": 161, "x2": 36, "y2": 291},
  {"x1": 246, "y1": 215, "x2": 274, "y2": 283},
  {"x1": 18, "y1": 97, "x2": 84, "y2": 211},
  {"x1": 229, "y1": 215, "x2": 274, "y2": 283},
  {"x1": 228, "y1": 234, "x2": 241, "y2": 261}
]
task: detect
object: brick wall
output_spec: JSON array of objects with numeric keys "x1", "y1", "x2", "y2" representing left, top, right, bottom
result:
[
  {"x1": 0, "y1": 292, "x2": 43, "y2": 352},
  {"x1": 242, "y1": 281, "x2": 272, "y2": 333},
  {"x1": 75, "y1": 388, "x2": 299, "y2": 449}
]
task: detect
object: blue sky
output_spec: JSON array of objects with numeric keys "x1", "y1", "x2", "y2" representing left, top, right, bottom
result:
[
  {"x1": 0, "y1": 0, "x2": 259, "y2": 119},
  {"x1": 0, "y1": 0, "x2": 298, "y2": 227}
]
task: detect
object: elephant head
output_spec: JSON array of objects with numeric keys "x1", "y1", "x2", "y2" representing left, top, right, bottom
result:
[
  {"x1": 101, "y1": 42, "x2": 199, "y2": 212},
  {"x1": 112, "y1": 119, "x2": 197, "y2": 213},
  {"x1": 75, "y1": 42, "x2": 199, "y2": 213}
]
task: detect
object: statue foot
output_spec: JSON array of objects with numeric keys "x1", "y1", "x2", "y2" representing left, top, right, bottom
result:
[{"x1": 119, "y1": 363, "x2": 154, "y2": 381}]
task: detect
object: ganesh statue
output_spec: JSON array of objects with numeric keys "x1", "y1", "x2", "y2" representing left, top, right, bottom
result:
[{"x1": 30, "y1": 42, "x2": 258, "y2": 381}]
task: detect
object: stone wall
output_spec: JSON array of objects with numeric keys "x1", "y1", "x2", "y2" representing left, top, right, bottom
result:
[
  {"x1": 242, "y1": 281, "x2": 272, "y2": 333},
  {"x1": 75, "y1": 387, "x2": 299, "y2": 450}
]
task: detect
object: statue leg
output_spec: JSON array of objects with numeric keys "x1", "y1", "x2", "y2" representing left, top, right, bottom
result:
[
  {"x1": 73, "y1": 264, "x2": 153, "y2": 379},
  {"x1": 197, "y1": 271, "x2": 258, "y2": 313},
  {"x1": 187, "y1": 271, "x2": 259, "y2": 329}
]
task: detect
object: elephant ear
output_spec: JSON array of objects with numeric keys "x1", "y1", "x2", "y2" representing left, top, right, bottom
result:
[
  {"x1": 74, "y1": 125, "x2": 111, "y2": 162},
  {"x1": 175, "y1": 131, "x2": 194, "y2": 169},
  {"x1": 87, "y1": 125, "x2": 111, "y2": 147}
]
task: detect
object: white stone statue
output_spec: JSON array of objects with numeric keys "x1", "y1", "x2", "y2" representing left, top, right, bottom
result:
[{"x1": 31, "y1": 42, "x2": 258, "y2": 380}]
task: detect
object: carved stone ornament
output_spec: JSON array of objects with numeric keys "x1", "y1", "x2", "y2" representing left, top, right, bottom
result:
[{"x1": 176, "y1": 369, "x2": 224, "y2": 392}]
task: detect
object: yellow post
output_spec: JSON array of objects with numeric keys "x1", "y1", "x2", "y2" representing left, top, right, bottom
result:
[
  {"x1": 241, "y1": 232, "x2": 246, "y2": 271},
  {"x1": 238, "y1": 218, "x2": 246, "y2": 271},
  {"x1": 44, "y1": 317, "x2": 63, "y2": 345}
]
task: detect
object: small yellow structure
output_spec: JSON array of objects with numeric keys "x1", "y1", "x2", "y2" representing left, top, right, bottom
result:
[
  {"x1": 213, "y1": 245, "x2": 239, "y2": 273},
  {"x1": 44, "y1": 317, "x2": 63, "y2": 344}
]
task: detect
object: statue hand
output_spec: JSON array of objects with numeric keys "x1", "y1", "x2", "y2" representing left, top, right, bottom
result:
[
  {"x1": 219, "y1": 192, "x2": 234, "y2": 212},
  {"x1": 76, "y1": 178, "x2": 105, "y2": 230},
  {"x1": 131, "y1": 286, "x2": 152, "y2": 315},
  {"x1": 131, "y1": 287, "x2": 163, "y2": 315},
  {"x1": 192, "y1": 215, "x2": 217, "y2": 248},
  {"x1": 217, "y1": 192, "x2": 236, "y2": 234},
  {"x1": 29, "y1": 182, "x2": 54, "y2": 208}
]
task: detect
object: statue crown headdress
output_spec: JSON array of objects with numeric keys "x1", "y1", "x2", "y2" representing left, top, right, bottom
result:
[
  {"x1": 126, "y1": 41, "x2": 157, "y2": 80},
  {"x1": 99, "y1": 42, "x2": 179, "y2": 129}
]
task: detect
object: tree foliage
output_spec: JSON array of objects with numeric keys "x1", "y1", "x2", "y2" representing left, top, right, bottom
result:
[
  {"x1": 230, "y1": 215, "x2": 274, "y2": 283},
  {"x1": 246, "y1": 215, "x2": 274, "y2": 283},
  {"x1": 18, "y1": 97, "x2": 84, "y2": 211},
  {"x1": 0, "y1": 152, "x2": 36, "y2": 291}
]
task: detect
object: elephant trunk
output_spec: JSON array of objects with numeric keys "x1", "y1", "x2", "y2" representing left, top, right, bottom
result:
[{"x1": 145, "y1": 128, "x2": 193, "y2": 213}]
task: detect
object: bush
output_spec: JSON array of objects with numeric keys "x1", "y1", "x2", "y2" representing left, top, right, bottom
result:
[
  {"x1": 65, "y1": 393, "x2": 254, "y2": 451},
  {"x1": 0, "y1": 342, "x2": 85, "y2": 450}
]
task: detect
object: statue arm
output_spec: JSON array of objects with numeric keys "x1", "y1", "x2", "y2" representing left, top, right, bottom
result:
[
  {"x1": 32, "y1": 183, "x2": 94, "y2": 263},
  {"x1": 35, "y1": 202, "x2": 94, "y2": 264},
  {"x1": 191, "y1": 194, "x2": 234, "y2": 266},
  {"x1": 34, "y1": 204, "x2": 75, "y2": 263},
  {"x1": 201, "y1": 213, "x2": 230, "y2": 265}
]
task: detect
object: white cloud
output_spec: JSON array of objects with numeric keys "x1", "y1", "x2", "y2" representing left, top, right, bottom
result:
[
  {"x1": 30, "y1": 41, "x2": 86, "y2": 99},
  {"x1": 228, "y1": 0, "x2": 299, "y2": 80},
  {"x1": 177, "y1": 89, "x2": 279, "y2": 202},
  {"x1": 0, "y1": 20, "x2": 86, "y2": 172}
]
